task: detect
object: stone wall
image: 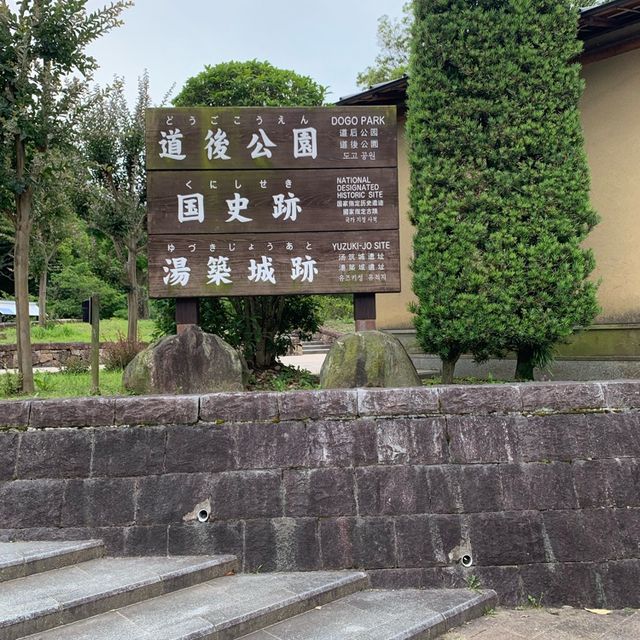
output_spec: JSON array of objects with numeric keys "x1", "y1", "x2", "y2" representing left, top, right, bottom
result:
[
  {"x1": 0, "y1": 343, "x2": 106, "y2": 369},
  {"x1": 0, "y1": 342, "x2": 150, "y2": 369},
  {"x1": 1, "y1": 381, "x2": 640, "y2": 608}
]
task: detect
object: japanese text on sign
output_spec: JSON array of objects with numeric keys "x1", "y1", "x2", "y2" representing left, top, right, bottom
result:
[{"x1": 146, "y1": 106, "x2": 399, "y2": 298}]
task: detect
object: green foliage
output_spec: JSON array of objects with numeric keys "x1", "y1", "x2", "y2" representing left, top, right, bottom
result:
[
  {"x1": 174, "y1": 60, "x2": 326, "y2": 108},
  {"x1": 407, "y1": 0, "x2": 600, "y2": 380},
  {"x1": 81, "y1": 75, "x2": 148, "y2": 249},
  {"x1": 38, "y1": 218, "x2": 129, "y2": 321},
  {"x1": 80, "y1": 73, "x2": 151, "y2": 340},
  {"x1": 167, "y1": 60, "x2": 327, "y2": 369},
  {"x1": 0, "y1": 365, "x2": 317, "y2": 399},
  {"x1": 247, "y1": 365, "x2": 318, "y2": 392},
  {"x1": 314, "y1": 295, "x2": 354, "y2": 334},
  {"x1": 0, "y1": 214, "x2": 13, "y2": 294},
  {"x1": 31, "y1": 323, "x2": 74, "y2": 342},
  {"x1": 0, "y1": 318, "x2": 156, "y2": 344},
  {"x1": 357, "y1": 3, "x2": 411, "y2": 88},
  {"x1": 356, "y1": 1, "x2": 605, "y2": 89},
  {"x1": 0, "y1": 369, "x2": 126, "y2": 399},
  {"x1": 526, "y1": 593, "x2": 545, "y2": 609},
  {"x1": 315, "y1": 295, "x2": 353, "y2": 324},
  {"x1": 0, "y1": 2, "x2": 130, "y2": 132},
  {"x1": 0, "y1": 372, "x2": 22, "y2": 396},
  {"x1": 152, "y1": 296, "x2": 321, "y2": 370},
  {"x1": 466, "y1": 574, "x2": 482, "y2": 592},
  {"x1": 30, "y1": 153, "x2": 80, "y2": 276},
  {"x1": 48, "y1": 261, "x2": 126, "y2": 319},
  {"x1": 0, "y1": 0, "x2": 131, "y2": 392},
  {"x1": 0, "y1": 0, "x2": 132, "y2": 212},
  {"x1": 102, "y1": 332, "x2": 146, "y2": 371},
  {"x1": 60, "y1": 354, "x2": 89, "y2": 374}
]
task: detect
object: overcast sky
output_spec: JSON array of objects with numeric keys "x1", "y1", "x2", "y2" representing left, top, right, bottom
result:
[{"x1": 77, "y1": 0, "x2": 407, "y2": 106}]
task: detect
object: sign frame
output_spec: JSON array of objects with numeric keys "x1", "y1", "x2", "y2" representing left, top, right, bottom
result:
[{"x1": 145, "y1": 105, "x2": 400, "y2": 301}]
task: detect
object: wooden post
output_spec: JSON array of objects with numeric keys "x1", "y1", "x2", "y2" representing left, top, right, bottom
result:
[
  {"x1": 176, "y1": 297, "x2": 199, "y2": 334},
  {"x1": 354, "y1": 293, "x2": 376, "y2": 332},
  {"x1": 90, "y1": 294, "x2": 100, "y2": 395}
]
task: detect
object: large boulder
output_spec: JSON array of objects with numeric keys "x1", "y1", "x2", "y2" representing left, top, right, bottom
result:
[
  {"x1": 320, "y1": 330, "x2": 421, "y2": 389},
  {"x1": 123, "y1": 325, "x2": 244, "y2": 395}
]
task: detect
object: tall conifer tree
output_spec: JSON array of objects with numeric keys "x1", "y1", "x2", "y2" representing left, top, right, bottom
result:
[{"x1": 408, "y1": 0, "x2": 599, "y2": 381}]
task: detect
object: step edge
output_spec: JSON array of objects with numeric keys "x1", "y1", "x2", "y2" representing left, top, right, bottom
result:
[
  {"x1": 396, "y1": 589, "x2": 499, "y2": 640},
  {"x1": 1, "y1": 555, "x2": 239, "y2": 640},
  {"x1": 0, "y1": 540, "x2": 105, "y2": 583},
  {"x1": 93, "y1": 571, "x2": 369, "y2": 640},
  {"x1": 202, "y1": 572, "x2": 370, "y2": 640}
]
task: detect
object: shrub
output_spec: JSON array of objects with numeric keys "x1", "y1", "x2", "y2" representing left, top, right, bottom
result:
[
  {"x1": 60, "y1": 355, "x2": 89, "y2": 374},
  {"x1": 0, "y1": 372, "x2": 23, "y2": 397},
  {"x1": 407, "y1": 0, "x2": 599, "y2": 381},
  {"x1": 102, "y1": 332, "x2": 147, "y2": 371},
  {"x1": 315, "y1": 295, "x2": 353, "y2": 324}
]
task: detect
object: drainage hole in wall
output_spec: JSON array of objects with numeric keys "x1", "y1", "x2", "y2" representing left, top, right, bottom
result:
[{"x1": 461, "y1": 554, "x2": 473, "y2": 568}]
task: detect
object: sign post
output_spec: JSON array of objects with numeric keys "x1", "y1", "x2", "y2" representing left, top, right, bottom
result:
[
  {"x1": 90, "y1": 294, "x2": 100, "y2": 395},
  {"x1": 354, "y1": 293, "x2": 377, "y2": 332},
  {"x1": 145, "y1": 106, "x2": 400, "y2": 327},
  {"x1": 176, "y1": 298, "x2": 199, "y2": 334}
]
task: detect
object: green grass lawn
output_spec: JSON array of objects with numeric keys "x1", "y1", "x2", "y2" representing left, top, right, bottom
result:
[
  {"x1": 0, "y1": 363, "x2": 321, "y2": 399},
  {"x1": 0, "y1": 369, "x2": 127, "y2": 399},
  {"x1": 0, "y1": 318, "x2": 157, "y2": 345},
  {"x1": 320, "y1": 319, "x2": 354, "y2": 334}
]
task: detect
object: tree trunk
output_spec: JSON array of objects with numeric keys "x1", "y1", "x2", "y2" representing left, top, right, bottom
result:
[
  {"x1": 441, "y1": 353, "x2": 460, "y2": 384},
  {"x1": 126, "y1": 245, "x2": 138, "y2": 341},
  {"x1": 255, "y1": 336, "x2": 269, "y2": 369},
  {"x1": 257, "y1": 297, "x2": 286, "y2": 369},
  {"x1": 15, "y1": 281, "x2": 21, "y2": 374},
  {"x1": 14, "y1": 136, "x2": 34, "y2": 393},
  {"x1": 138, "y1": 263, "x2": 149, "y2": 319},
  {"x1": 38, "y1": 268, "x2": 47, "y2": 327},
  {"x1": 14, "y1": 211, "x2": 34, "y2": 392},
  {"x1": 515, "y1": 346, "x2": 535, "y2": 381}
]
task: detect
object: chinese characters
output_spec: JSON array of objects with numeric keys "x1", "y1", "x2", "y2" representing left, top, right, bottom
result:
[
  {"x1": 161, "y1": 241, "x2": 321, "y2": 288},
  {"x1": 148, "y1": 107, "x2": 398, "y2": 300}
]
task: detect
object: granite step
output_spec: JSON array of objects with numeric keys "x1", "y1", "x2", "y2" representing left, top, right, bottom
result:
[
  {"x1": 0, "y1": 540, "x2": 105, "y2": 583},
  {"x1": 19, "y1": 570, "x2": 370, "y2": 640},
  {"x1": 302, "y1": 341, "x2": 332, "y2": 354},
  {"x1": 1, "y1": 554, "x2": 237, "y2": 640},
  {"x1": 239, "y1": 588, "x2": 497, "y2": 640}
]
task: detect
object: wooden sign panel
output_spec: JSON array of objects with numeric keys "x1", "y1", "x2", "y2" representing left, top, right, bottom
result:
[
  {"x1": 146, "y1": 107, "x2": 397, "y2": 170},
  {"x1": 146, "y1": 106, "x2": 399, "y2": 298},
  {"x1": 148, "y1": 231, "x2": 400, "y2": 298},
  {"x1": 148, "y1": 168, "x2": 397, "y2": 234}
]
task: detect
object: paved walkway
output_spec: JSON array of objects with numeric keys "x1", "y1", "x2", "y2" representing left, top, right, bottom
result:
[
  {"x1": 279, "y1": 353, "x2": 326, "y2": 375},
  {"x1": 444, "y1": 607, "x2": 640, "y2": 639}
]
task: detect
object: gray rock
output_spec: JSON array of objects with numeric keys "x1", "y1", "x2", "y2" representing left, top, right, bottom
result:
[
  {"x1": 319, "y1": 330, "x2": 421, "y2": 389},
  {"x1": 123, "y1": 326, "x2": 244, "y2": 395}
]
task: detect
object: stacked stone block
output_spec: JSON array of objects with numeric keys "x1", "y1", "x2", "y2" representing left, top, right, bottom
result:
[{"x1": 1, "y1": 381, "x2": 639, "y2": 607}]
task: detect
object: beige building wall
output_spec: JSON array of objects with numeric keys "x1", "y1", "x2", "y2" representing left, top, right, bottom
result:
[
  {"x1": 378, "y1": 48, "x2": 640, "y2": 330},
  {"x1": 378, "y1": 115, "x2": 417, "y2": 330},
  {"x1": 581, "y1": 48, "x2": 640, "y2": 323}
]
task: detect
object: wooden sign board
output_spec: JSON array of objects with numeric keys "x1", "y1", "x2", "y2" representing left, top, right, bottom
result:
[
  {"x1": 148, "y1": 231, "x2": 400, "y2": 298},
  {"x1": 146, "y1": 107, "x2": 397, "y2": 170},
  {"x1": 147, "y1": 168, "x2": 397, "y2": 234},
  {"x1": 146, "y1": 106, "x2": 399, "y2": 298}
]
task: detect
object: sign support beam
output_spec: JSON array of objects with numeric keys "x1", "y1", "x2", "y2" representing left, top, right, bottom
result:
[
  {"x1": 90, "y1": 295, "x2": 100, "y2": 395},
  {"x1": 176, "y1": 297, "x2": 200, "y2": 334},
  {"x1": 354, "y1": 292, "x2": 376, "y2": 332},
  {"x1": 146, "y1": 106, "x2": 399, "y2": 302}
]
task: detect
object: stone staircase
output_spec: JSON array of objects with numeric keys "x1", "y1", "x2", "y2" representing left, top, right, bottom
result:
[
  {"x1": 0, "y1": 540, "x2": 496, "y2": 640},
  {"x1": 301, "y1": 339, "x2": 332, "y2": 355}
]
